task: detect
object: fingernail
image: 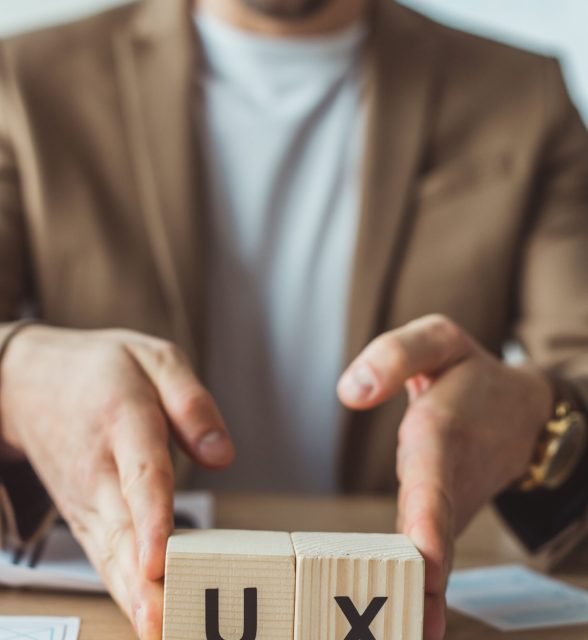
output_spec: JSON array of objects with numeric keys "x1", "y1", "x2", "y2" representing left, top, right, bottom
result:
[
  {"x1": 341, "y1": 364, "x2": 375, "y2": 402},
  {"x1": 139, "y1": 542, "x2": 148, "y2": 572},
  {"x1": 198, "y1": 430, "x2": 229, "y2": 462},
  {"x1": 134, "y1": 605, "x2": 144, "y2": 636}
]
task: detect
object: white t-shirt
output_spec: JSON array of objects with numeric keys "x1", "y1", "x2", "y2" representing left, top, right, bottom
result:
[{"x1": 195, "y1": 11, "x2": 367, "y2": 492}]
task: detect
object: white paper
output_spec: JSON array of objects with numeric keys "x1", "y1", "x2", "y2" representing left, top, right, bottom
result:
[
  {"x1": 447, "y1": 564, "x2": 588, "y2": 631},
  {"x1": 0, "y1": 491, "x2": 213, "y2": 593},
  {"x1": 0, "y1": 616, "x2": 79, "y2": 640}
]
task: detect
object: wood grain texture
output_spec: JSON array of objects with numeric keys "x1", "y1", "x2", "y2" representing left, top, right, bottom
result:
[
  {"x1": 291, "y1": 532, "x2": 424, "y2": 640},
  {"x1": 163, "y1": 529, "x2": 295, "y2": 640}
]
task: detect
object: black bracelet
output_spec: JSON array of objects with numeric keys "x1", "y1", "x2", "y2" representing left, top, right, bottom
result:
[{"x1": 0, "y1": 319, "x2": 39, "y2": 374}]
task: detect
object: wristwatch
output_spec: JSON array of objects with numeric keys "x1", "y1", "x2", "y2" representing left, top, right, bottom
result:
[{"x1": 518, "y1": 402, "x2": 588, "y2": 492}]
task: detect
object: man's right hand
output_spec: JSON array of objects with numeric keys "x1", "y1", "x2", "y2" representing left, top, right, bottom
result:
[{"x1": 0, "y1": 326, "x2": 234, "y2": 639}]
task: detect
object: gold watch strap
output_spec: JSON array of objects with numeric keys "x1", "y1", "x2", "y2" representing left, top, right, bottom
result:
[{"x1": 518, "y1": 402, "x2": 588, "y2": 492}]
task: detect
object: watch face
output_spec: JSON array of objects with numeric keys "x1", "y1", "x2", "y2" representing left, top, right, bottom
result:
[{"x1": 545, "y1": 417, "x2": 588, "y2": 489}]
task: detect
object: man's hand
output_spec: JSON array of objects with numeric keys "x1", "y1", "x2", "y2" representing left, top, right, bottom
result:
[
  {"x1": 0, "y1": 326, "x2": 234, "y2": 639},
  {"x1": 337, "y1": 314, "x2": 553, "y2": 640}
]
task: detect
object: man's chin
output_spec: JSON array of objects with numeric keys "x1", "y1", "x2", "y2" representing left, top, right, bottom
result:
[{"x1": 241, "y1": 0, "x2": 331, "y2": 21}]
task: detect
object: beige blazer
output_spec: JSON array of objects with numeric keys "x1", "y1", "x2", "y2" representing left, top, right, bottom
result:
[{"x1": 1, "y1": 0, "x2": 588, "y2": 501}]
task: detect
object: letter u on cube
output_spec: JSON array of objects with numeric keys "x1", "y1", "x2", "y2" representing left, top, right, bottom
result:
[{"x1": 163, "y1": 529, "x2": 424, "y2": 640}]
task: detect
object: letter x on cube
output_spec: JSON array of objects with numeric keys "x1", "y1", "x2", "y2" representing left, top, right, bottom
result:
[{"x1": 163, "y1": 529, "x2": 424, "y2": 640}]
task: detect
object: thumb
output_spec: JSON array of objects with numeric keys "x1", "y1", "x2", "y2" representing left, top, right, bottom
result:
[{"x1": 129, "y1": 339, "x2": 235, "y2": 469}]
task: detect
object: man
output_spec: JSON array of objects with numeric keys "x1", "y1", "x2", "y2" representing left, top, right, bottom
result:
[{"x1": 1, "y1": 0, "x2": 588, "y2": 638}]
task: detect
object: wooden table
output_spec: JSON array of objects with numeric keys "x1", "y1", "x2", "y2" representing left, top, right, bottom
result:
[{"x1": 2, "y1": 492, "x2": 588, "y2": 638}]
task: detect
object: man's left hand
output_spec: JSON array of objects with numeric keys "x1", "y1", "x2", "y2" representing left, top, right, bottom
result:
[{"x1": 337, "y1": 314, "x2": 553, "y2": 640}]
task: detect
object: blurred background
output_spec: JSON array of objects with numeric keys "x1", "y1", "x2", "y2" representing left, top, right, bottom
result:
[{"x1": 0, "y1": 0, "x2": 587, "y2": 123}]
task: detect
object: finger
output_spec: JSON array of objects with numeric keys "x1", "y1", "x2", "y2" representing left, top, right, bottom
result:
[
  {"x1": 78, "y1": 471, "x2": 164, "y2": 640},
  {"x1": 396, "y1": 406, "x2": 455, "y2": 640},
  {"x1": 128, "y1": 340, "x2": 235, "y2": 468},
  {"x1": 109, "y1": 400, "x2": 175, "y2": 581},
  {"x1": 424, "y1": 593, "x2": 447, "y2": 640},
  {"x1": 338, "y1": 314, "x2": 474, "y2": 409}
]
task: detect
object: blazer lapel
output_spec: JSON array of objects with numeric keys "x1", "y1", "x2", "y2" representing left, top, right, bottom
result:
[
  {"x1": 339, "y1": 1, "x2": 439, "y2": 484},
  {"x1": 113, "y1": 0, "x2": 206, "y2": 368}
]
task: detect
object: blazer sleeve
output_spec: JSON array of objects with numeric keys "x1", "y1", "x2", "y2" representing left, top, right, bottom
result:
[
  {"x1": 495, "y1": 58, "x2": 588, "y2": 566},
  {"x1": 0, "y1": 42, "x2": 55, "y2": 549}
]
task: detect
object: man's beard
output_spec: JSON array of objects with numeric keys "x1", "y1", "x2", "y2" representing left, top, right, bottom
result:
[{"x1": 241, "y1": 0, "x2": 331, "y2": 20}]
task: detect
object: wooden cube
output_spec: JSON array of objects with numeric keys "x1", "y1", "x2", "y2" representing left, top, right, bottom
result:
[
  {"x1": 291, "y1": 532, "x2": 424, "y2": 640},
  {"x1": 163, "y1": 529, "x2": 295, "y2": 640}
]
